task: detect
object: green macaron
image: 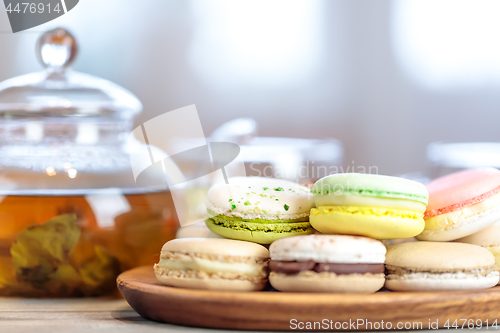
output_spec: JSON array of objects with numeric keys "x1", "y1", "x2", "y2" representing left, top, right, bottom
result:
[{"x1": 205, "y1": 177, "x2": 314, "y2": 244}]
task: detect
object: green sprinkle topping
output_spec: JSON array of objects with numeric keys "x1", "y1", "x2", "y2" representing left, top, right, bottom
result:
[
  {"x1": 274, "y1": 187, "x2": 284, "y2": 191},
  {"x1": 260, "y1": 194, "x2": 267, "y2": 198},
  {"x1": 231, "y1": 204, "x2": 236, "y2": 210},
  {"x1": 275, "y1": 199, "x2": 279, "y2": 201},
  {"x1": 263, "y1": 187, "x2": 268, "y2": 190},
  {"x1": 284, "y1": 204, "x2": 289, "y2": 211},
  {"x1": 263, "y1": 209, "x2": 268, "y2": 214},
  {"x1": 244, "y1": 201, "x2": 251, "y2": 206},
  {"x1": 229, "y1": 199, "x2": 232, "y2": 202}
]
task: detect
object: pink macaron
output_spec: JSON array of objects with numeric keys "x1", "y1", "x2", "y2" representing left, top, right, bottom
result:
[{"x1": 417, "y1": 168, "x2": 500, "y2": 241}]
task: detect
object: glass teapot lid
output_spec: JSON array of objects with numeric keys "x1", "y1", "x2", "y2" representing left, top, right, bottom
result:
[
  {"x1": 0, "y1": 28, "x2": 142, "y2": 120},
  {"x1": 0, "y1": 28, "x2": 182, "y2": 194}
]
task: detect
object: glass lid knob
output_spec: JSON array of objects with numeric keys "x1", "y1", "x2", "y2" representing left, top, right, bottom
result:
[{"x1": 36, "y1": 28, "x2": 78, "y2": 71}]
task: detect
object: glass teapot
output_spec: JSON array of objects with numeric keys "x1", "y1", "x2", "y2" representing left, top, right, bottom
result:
[{"x1": 0, "y1": 28, "x2": 180, "y2": 297}]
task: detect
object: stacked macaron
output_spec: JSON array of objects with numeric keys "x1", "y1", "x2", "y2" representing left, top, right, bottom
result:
[
  {"x1": 310, "y1": 173, "x2": 428, "y2": 239},
  {"x1": 154, "y1": 176, "x2": 315, "y2": 291},
  {"x1": 382, "y1": 167, "x2": 500, "y2": 291},
  {"x1": 204, "y1": 177, "x2": 314, "y2": 244},
  {"x1": 300, "y1": 173, "x2": 428, "y2": 292},
  {"x1": 414, "y1": 167, "x2": 500, "y2": 288},
  {"x1": 308, "y1": 171, "x2": 500, "y2": 292},
  {"x1": 419, "y1": 168, "x2": 500, "y2": 241},
  {"x1": 154, "y1": 169, "x2": 500, "y2": 293}
]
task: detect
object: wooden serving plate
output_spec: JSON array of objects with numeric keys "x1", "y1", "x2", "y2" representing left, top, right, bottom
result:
[{"x1": 117, "y1": 266, "x2": 500, "y2": 331}]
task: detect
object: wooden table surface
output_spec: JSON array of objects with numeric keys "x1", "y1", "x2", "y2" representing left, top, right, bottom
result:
[{"x1": 0, "y1": 297, "x2": 495, "y2": 332}]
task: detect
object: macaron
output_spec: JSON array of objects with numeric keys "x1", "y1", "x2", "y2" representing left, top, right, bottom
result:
[
  {"x1": 269, "y1": 235, "x2": 386, "y2": 293},
  {"x1": 456, "y1": 223, "x2": 500, "y2": 270},
  {"x1": 205, "y1": 177, "x2": 314, "y2": 244},
  {"x1": 418, "y1": 168, "x2": 500, "y2": 241},
  {"x1": 310, "y1": 173, "x2": 428, "y2": 239},
  {"x1": 154, "y1": 238, "x2": 269, "y2": 291},
  {"x1": 385, "y1": 241, "x2": 499, "y2": 291}
]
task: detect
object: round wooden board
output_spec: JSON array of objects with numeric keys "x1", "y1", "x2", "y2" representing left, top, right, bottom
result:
[{"x1": 117, "y1": 266, "x2": 500, "y2": 331}]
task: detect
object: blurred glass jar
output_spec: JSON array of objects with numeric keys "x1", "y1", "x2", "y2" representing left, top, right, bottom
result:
[
  {"x1": 0, "y1": 29, "x2": 180, "y2": 297},
  {"x1": 427, "y1": 142, "x2": 500, "y2": 179}
]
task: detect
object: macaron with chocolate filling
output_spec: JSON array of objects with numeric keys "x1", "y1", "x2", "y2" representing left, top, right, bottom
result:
[
  {"x1": 269, "y1": 235, "x2": 386, "y2": 293},
  {"x1": 385, "y1": 242, "x2": 499, "y2": 291}
]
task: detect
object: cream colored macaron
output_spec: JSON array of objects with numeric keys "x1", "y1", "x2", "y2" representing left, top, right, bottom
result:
[
  {"x1": 456, "y1": 223, "x2": 500, "y2": 271},
  {"x1": 154, "y1": 238, "x2": 269, "y2": 291},
  {"x1": 385, "y1": 241, "x2": 499, "y2": 291},
  {"x1": 269, "y1": 235, "x2": 386, "y2": 293}
]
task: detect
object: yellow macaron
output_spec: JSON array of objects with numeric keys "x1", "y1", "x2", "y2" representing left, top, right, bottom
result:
[{"x1": 310, "y1": 173, "x2": 428, "y2": 239}]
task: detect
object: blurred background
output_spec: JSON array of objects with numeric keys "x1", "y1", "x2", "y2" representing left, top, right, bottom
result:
[{"x1": 1, "y1": 0, "x2": 500, "y2": 176}]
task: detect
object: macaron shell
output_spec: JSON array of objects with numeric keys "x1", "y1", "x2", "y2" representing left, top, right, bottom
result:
[
  {"x1": 269, "y1": 272, "x2": 385, "y2": 293},
  {"x1": 160, "y1": 238, "x2": 269, "y2": 258},
  {"x1": 205, "y1": 218, "x2": 314, "y2": 244},
  {"x1": 386, "y1": 242, "x2": 496, "y2": 270},
  {"x1": 487, "y1": 246, "x2": 500, "y2": 270},
  {"x1": 425, "y1": 167, "x2": 500, "y2": 214},
  {"x1": 312, "y1": 173, "x2": 428, "y2": 204},
  {"x1": 206, "y1": 177, "x2": 313, "y2": 220},
  {"x1": 455, "y1": 224, "x2": 500, "y2": 272},
  {"x1": 155, "y1": 274, "x2": 267, "y2": 291},
  {"x1": 455, "y1": 223, "x2": 500, "y2": 247},
  {"x1": 310, "y1": 206, "x2": 425, "y2": 239},
  {"x1": 417, "y1": 203, "x2": 500, "y2": 241},
  {"x1": 385, "y1": 274, "x2": 499, "y2": 292},
  {"x1": 269, "y1": 234, "x2": 386, "y2": 263}
]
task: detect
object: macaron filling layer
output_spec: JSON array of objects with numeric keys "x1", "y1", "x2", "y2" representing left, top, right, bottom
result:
[
  {"x1": 207, "y1": 209, "x2": 309, "y2": 224},
  {"x1": 313, "y1": 194, "x2": 426, "y2": 213},
  {"x1": 311, "y1": 206, "x2": 423, "y2": 220},
  {"x1": 269, "y1": 260, "x2": 385, "y2": 275},
  {"x1": 154, "y1": 251, "x2": 269, "y2": 282},
  {"x1": 206, "y1": 216, "x2": 313, "y2": 233},
  {"x1": 385, "y1": 264, "x2": 499, "y2": 280},
  {"x1": 425, "y1": 184, "x2": 500, "y2": 218}
]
